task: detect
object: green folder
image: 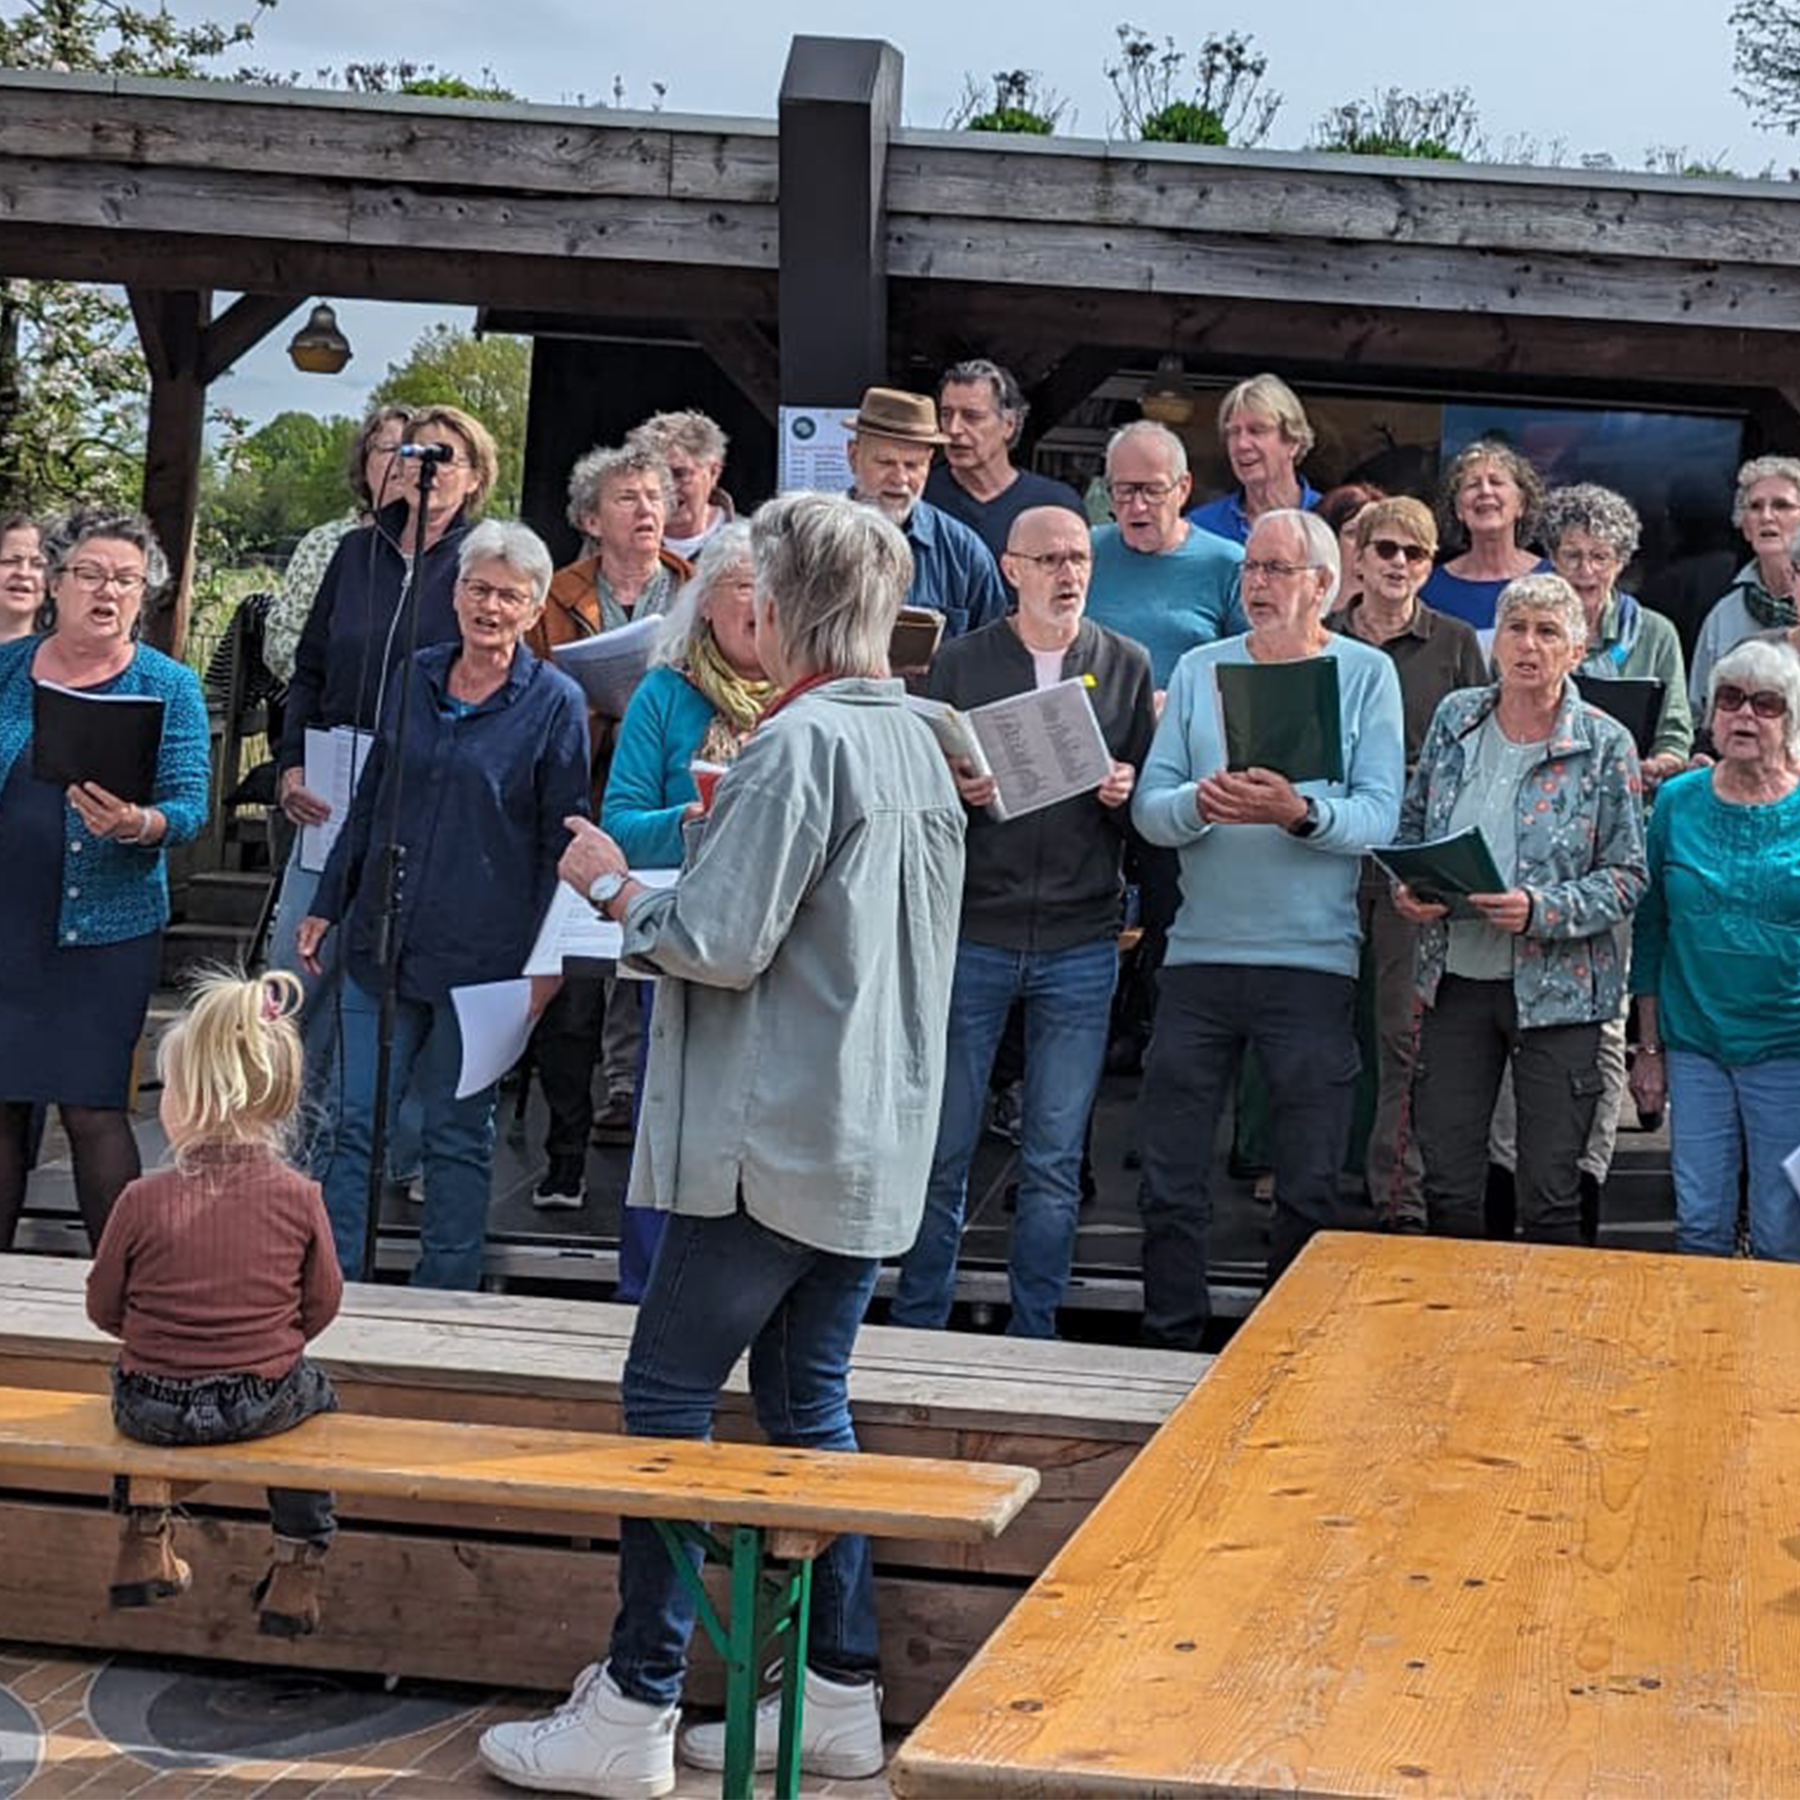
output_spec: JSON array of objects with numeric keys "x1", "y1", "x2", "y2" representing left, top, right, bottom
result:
[
  {"x1": 1371, "y1": 828, "x2": 1505, "y2": 921},
  {"x1": 1215, "y1": 657, "x2": 1344, "y2": 784}
]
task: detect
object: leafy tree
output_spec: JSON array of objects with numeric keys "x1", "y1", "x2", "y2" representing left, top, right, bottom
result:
[
  {"x1": 1313, "y1": 88, "x2": 1482, "y2": 161},
  {"x1": 948, "y1": 69, "x2": 1068, "y2": 136},
  {"x1": 200, "y1": 407, "x2": 358, "y2": 565},
  {"x1": 369, "y1": 325, "x2": 531, "y2": 515},
  {"x1": 0, "y1": 0, "x2": 273, "y2": 75},
  {"x1": 1106, "y1": 25, "x2": 1280, "y2": 147},
  {"x1": 1732, "y1": 0, "x2": 1800, "y2": 133}
]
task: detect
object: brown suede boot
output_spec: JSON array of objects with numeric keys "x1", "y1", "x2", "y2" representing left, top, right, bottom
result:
[
  {"x1": 253, "y1": 1536, "x2": 327, "y2": 1637},
  {"x1": 109, "y1": 1509, "x2": 191, "y2": 1609}
]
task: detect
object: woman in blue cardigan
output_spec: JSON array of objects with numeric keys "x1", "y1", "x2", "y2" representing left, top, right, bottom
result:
[
  {"x1": 0, "y1": 509, "x2": 210, "y2": 1248},
  {"x1": 600, "y1": 521, "x2": 773, "y2": 1295}
]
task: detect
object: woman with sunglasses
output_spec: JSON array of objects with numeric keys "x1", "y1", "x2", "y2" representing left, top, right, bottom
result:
[
  {"x1": 1630, "y1": 639, "x2": 1800, "y2": 1261},
  {"x1": 1325, "y1": 497, "x2": 1486, "y2": 1232}
]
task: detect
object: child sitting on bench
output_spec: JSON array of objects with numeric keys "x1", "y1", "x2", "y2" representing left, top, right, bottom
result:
[{"x1": 86, "y1": 968, "x2": 343, "y2": 1636}]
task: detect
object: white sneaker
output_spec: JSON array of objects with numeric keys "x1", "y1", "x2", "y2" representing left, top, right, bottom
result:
[
  {"x1": 479, "y1": 1662, "x2": 677, "y2": 1798},
  {"x1": 678, "y1": 1668, "x2": 884, "y2": 1779}
]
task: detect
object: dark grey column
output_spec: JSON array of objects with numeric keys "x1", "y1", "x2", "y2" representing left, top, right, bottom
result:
[{"x1": 777, "y1": 36, "x2": 903, "y2": 406}]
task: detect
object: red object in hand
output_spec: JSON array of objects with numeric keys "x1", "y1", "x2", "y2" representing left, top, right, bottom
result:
[{"x1": 690, "y1": 760, "x2": 727, "y2": 810}]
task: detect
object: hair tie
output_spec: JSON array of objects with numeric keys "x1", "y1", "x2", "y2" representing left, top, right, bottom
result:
[{"x1": 260, "y1": 983, "x2": 284, "y2": 1023}]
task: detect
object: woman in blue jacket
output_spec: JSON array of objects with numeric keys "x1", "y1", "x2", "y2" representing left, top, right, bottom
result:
[
  {"x1": 600, "y1": 521, "x2": 773, "y2": 1294},
  {"x1": 0, "y1": 509, "x2": 209, "y2": 1248}
]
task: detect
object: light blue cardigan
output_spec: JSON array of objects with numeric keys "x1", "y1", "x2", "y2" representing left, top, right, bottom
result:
[{"x1": 0, "y1": 634, "x2": 211, "y2": 945}]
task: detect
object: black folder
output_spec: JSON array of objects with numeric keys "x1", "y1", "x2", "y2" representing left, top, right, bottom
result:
[
  {"x1": 1372, "y1": 828, "x2": 1505, "y2": 921},
  {"x1": 1215, "y1": 656, "x2": 1344, "y2": 784},
  {"x1": 31, "y1": 681, "x2": 165, "y2": 804},
  {"x1": 1574, "y1": 673, "x2": 1663, "y2": 760}
]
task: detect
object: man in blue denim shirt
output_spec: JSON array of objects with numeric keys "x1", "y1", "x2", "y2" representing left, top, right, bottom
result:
[{"x1": 845, "y1": 387, "x2": 1005, "y2": 640}]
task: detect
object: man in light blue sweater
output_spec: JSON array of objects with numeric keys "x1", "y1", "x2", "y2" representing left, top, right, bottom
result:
[{"x1": 1131, "y1": 510, "x2": 1405, "y2": 1347}]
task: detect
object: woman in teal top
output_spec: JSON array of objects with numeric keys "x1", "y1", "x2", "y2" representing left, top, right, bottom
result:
[
  {"x1": 599, "y1": 522, "x2": 773, "y2": 1296},
  {"x1": 1631, "y1": 637, "x2": 1800, "y2": 1261}
]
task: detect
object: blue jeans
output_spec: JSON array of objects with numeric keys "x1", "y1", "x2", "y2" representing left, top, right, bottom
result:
[
  {"x1": 607, "y1": 1207, "x2": 882, "y2": 1707},
  {"x1": 319, "y1": 973, "x2": 498, "y2": 1289},
  {"x1": 269, "y1": 836, "x2": 422, "y2": 1180},
  {"x1": 891, "y1": 937, "x2": 1116, "y2": 1338},
  {"x1": 1668, "y1": 1049, "x2": 1800, "y2": 1261},
  {"x1": 1137, "y1": 962, "x2": 1360, "y2": 1349}
]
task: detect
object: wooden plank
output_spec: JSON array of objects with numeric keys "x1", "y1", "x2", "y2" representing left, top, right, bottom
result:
[
  {"x1": 886, "y1": 137, "x2": 1800, "y2": 269},
  {"x1": 0, "y1": 1386, "x2": 1038, "y2": 1542},
  {"x1": 0, "y1": 1496, "x2": 1006, "y2": 1725},
  {"x1": 887, "y1": 216, "x2": 1800, "y2": 333},
  {"x1": 198, "y1": 291, "x2": 305, "y2": 383},
  {"x1": 0, "y1": 161, "x2": 778, "y2": 272},
  {"x1": 893, "y1": 1234, "x2": 1800, "y2": 1798},
  {"x1": 0, "y1": 81, "x2": 779, "y2": 204}
]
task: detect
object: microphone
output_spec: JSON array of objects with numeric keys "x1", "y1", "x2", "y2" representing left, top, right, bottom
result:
[{"x1": 396, "y1": 443, "x2": 454, "y2": 463}]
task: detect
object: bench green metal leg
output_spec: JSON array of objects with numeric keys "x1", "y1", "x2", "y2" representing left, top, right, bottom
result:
[{"x1": 652, "y1": 1520, "x2": 817, "y2": 1800}]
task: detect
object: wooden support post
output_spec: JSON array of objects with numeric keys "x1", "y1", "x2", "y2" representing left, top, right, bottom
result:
[{"x1": 776, "y1": 37, "x2": 903, "y2": 410}]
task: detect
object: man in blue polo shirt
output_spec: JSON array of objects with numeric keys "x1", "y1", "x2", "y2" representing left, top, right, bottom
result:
[
  {"x1": 1187, "y1": 372, "x2": 1322, "y2": 545},
  {"x1": 845, "y1": 387, "x2": 1005, "y2": 640}
]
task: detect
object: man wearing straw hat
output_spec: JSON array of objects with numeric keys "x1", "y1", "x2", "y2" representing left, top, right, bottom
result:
[{"x1": 845, "y1": 386, "x2": 1006, "y2": 641}]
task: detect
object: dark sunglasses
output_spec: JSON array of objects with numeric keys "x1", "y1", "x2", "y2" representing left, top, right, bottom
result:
[
  {"x1": 1713, "y1": 685, "x2": 1788, "y2": 719},
  {"x1": 1367, "y1": 539, "x2": 1431, "y2": 565}
]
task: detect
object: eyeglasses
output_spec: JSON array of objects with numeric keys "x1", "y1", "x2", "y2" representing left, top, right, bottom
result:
[
  {"x1": 64, "y1": 564, "x2": 147, "y2": 595},
  {"x1": 0, "y1": 554, "x2": 47, "y2": 573},
  {"x1": 1011, "y1": 549, "x2": 1092, "y2": 572},
  {"x1": 1555, "y1": 548, "x2": 1620, "y2": 570},
  {"x1": 1241, "y1": 558, "x2": 1312, "y2": 581},
  {"x1": 1712, "y1": 685, "x2": 1788, "y2": 719},
  {"x1": 1106, "y1": 480, "x2": 1177, "y2": 505},
  {"x1": 458, "y1": 578, "x2": 536, "y2": 608},
  {"x1": 1367, "y1": 539, "x2": 1430, "y2": 566}
]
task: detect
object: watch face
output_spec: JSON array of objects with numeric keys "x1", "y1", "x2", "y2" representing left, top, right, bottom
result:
[{"x1": 588, "y1": 871, "x2": 625, "y2": 905}]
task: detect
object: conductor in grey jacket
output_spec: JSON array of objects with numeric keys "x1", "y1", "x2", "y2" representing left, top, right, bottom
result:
[
  {"x1": 482, "y1": 493, "x2": 965, "y2": 1796},
  {"x1": 892, "y1": 506, "x2": 1156, "y2": 1339}
]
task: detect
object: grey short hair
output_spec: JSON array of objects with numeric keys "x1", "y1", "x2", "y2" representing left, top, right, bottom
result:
[
  {"x1": 1104, "y1": 419, "x2": 1188, "y2": 482},
  {"x1": 629, "y1": 409, "x2": 729, "y2": 468},
  {"x1": 1539, "y1": 483, "x2": 1641, "y2": 563},
  {"x1": 750, "y1": 493, "x2": 911, "y2": 680},
  {"x1": 1218, "y1": 373, "x2": 1315, "y2": 458},
  {"x1": 1732, "y1": 455, "x2": 1800, "y2": 529},
  {"x1": 938, "y1": 359, "x2": 1027, "y2": 444},
  {"x1": 565, "y1": 444, "x2": 673, "y2": 530},
  {"x1": 1711, "y1": 636, "x2": 1800, "y2": 759},
  {"x1": 40, "y1": 508, "x2": 170, "y2": 633},
  {"x1": 654, "y1": 521, "x2": 753, "y2": 669},
  {"x1": 458, "y1": 519, "x2": 554, "y2": 604},
  {"x1": 1495, "y1": 571, "x2": 1588, "y2": 651},
  {"x1": 1250, "y1": 507, "x2": 1340, "y2": 610}
]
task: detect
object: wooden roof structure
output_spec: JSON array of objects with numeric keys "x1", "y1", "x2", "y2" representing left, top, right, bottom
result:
[{"x1": 4, "y1": 38, "x2": 1800, "y2": 642}]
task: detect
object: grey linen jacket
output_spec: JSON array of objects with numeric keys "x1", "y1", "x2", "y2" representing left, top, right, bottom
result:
[{"x1": 618, "y1": 677, "x2": 966, "y2": 1258}]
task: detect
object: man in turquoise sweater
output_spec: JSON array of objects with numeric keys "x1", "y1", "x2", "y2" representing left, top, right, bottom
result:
[{"x1": 1131, "y1": 510, "x2": 1404, "y2": 1346}]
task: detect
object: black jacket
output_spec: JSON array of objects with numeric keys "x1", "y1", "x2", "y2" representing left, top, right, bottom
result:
[{"x1": 929, "y1": 617, "x2": 1156, "y2": 953}]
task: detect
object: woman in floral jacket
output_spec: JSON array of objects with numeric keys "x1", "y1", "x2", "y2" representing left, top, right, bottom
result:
[{"x1": 1393, "y1": 573, "x2": 1647, "y2": 1244}]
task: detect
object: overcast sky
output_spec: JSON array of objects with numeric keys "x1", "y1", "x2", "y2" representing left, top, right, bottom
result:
[{"x1": 198, "y1": 0, "x2": 1792, "y2": 430}]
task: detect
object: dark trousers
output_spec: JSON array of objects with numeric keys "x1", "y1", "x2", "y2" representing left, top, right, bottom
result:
[
  {"x1": 111, "y1": 1359, "x2": 338, "y2": 1543},
  {"x1": 532, "y1": 974, "x2": 607, "y2": 1160},
  {"x1": 1137, "y1": 963, "x2": 1360, "y2": 1350},
  {"x1": 1414, "y1": 975, "x2": 1602, "y2": 1246},
  {"x1": 1115, "y1": 837, "x2": 1182, "y2": 1053}
]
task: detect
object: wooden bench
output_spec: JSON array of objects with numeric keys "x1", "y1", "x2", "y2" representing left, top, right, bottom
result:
[
  {"x1": 0, "y1": 1254, "x2": 1210, "y2": 1720},
  {"x1": 0, "y1": 1382, "x2": 1035, "y2": 1800},
  {"x1": 892, "y1": 1231, "x2": 1800, "y2": 1798}
]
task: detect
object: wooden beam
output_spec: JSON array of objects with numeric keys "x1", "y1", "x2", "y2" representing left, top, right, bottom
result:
[
  {"x1": 127, "y1": 287, "x2": 206, "y2": 656},
  {"x1": 687, "y1": 318, "x2": 779, "y2": 424},
  {"x1": 1019, "y1": 346, "x2": 1123, "y2": 449},
  {"x1": 199, "y1": 291, "x2": 305, "y2": 383}
]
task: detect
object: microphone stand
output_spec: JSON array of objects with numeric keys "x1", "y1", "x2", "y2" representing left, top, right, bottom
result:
[{"x1": 360, "y1": 451, "x2": 440, "y2": 1282}]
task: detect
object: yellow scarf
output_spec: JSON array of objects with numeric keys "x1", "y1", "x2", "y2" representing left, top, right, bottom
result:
[{"x1": 685, "y1": 625, "x2": 775, "y2": 757}]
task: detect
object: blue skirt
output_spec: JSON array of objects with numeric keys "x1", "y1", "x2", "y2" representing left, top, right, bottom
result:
[{"x1": 0, "y1": 760, "x2": 159, "y2": 1108}]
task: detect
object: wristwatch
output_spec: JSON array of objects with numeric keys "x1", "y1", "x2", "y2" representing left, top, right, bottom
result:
[
  {"x1": 587, "y1": 869, "x2": 629, "y2": 912},
  {"x1": 1288, "y1": 797, "x2": 1322, "y2": 839}
]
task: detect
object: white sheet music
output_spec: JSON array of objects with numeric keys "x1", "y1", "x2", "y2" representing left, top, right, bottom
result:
[
  {"x1": 551, "y1": 616, "x2": 664, "y2": 718},
  {"x1": 522, "y1": 869, "x2": 680, "y2": 977},
  {"x1": 450, "y1": 978, "x2": 537, "y2": 1100},
  {"x1": 909, "y1": 679, "x2": 1112, "y2": 822},
  {"x1": 299, "y1": 725, "x2": 373, "y2": 874}
]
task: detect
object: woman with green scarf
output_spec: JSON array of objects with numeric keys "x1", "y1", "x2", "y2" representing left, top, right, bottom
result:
[
  {"x1": 1689, "y1": 455, "x2": 1800, "y2": 721},
  {"x1": 601, "y1": 521, "x2": 774, "y2": 1295}
]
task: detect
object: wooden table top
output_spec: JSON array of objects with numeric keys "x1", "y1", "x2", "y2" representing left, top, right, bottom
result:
[{"x1": 892, "y1": 1231, "x2": 1800, "y2": 1798}]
